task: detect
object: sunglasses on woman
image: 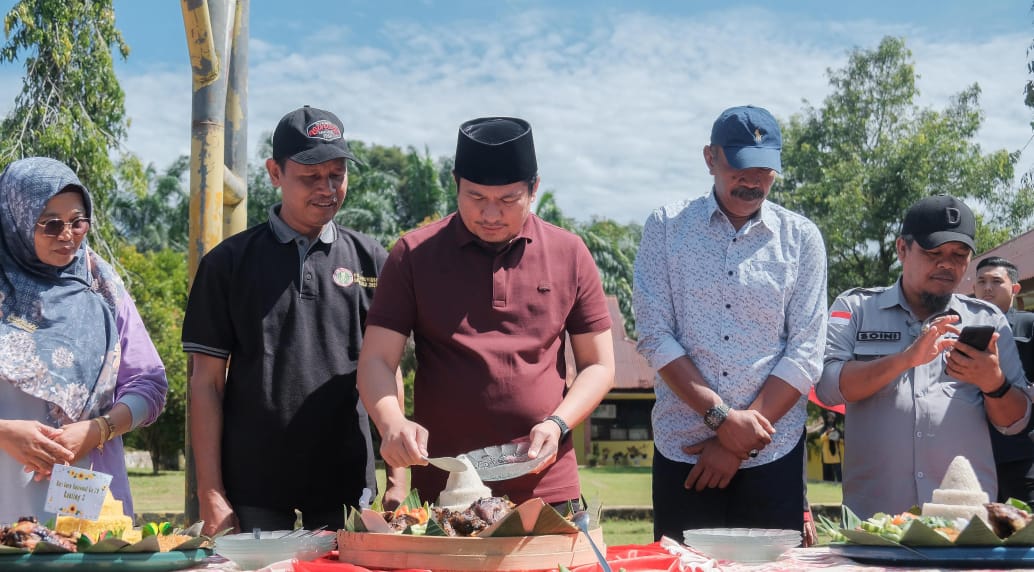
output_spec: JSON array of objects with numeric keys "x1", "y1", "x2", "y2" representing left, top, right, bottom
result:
[{"x1": 36, "y1": 217, "x2": 92, "y2": 237}]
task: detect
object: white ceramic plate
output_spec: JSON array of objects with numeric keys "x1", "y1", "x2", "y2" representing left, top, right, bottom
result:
[
  {"x1": 683, "y1": 528, "x2": 801, "y2": 563},
  {"x1": 215, "y1": 531, "x2": 333, "y2": 569}
]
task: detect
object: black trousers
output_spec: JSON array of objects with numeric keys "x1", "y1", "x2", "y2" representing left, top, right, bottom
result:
[
  {"x1": 652, "y1": 434, "x2": 805, "y2": 542},
  {"x1": 822, "y1": 462, "x2": 842, "y2": 483},
  {"x1": 996, "y1": 458, "x2": 1034, "y2": 503}
]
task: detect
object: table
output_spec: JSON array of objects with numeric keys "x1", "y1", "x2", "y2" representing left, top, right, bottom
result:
[{"x1": 201, "y1": 542, "x2": 1034, "y2": 571}]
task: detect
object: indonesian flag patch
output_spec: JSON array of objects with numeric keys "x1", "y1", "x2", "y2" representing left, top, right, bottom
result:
[{"x1": 830, "y1": 310, "x2": 851, "y2": 326}]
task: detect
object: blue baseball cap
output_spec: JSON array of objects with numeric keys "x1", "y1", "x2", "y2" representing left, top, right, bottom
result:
[{"x1": 710, "y1": 105, "x2": 782, "y2": 172}]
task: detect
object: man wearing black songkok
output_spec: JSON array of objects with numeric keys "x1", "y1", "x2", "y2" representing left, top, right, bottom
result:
[{"x1": 358, "y1": 117, "x2": 616, "y2": 507}]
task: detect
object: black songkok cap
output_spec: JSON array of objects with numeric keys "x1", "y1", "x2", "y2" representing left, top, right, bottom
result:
[{"x1": 453, "y1": 117, "x2": 537, "y2": 185}]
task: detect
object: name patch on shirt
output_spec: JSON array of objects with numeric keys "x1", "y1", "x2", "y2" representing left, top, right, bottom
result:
[{"x1": 857, "y1": 331, "x2": 901, "y2": 342}]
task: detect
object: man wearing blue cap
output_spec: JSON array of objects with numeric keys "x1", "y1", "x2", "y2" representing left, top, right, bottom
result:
[
  {"x1": 358, "y1": 117, "x2": 615, "y2": 508},
  {"x1": 634, "y1": 105, "x2": 828, "y2": 538},
  {"x1": 816, "y1": 196, "x2": 1030, "y2": 518}
]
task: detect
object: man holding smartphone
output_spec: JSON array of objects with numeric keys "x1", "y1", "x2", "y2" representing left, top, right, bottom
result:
[
  {"x1": 975, "y1": 256, "x2": 1034, "y2": 502},
  {"x1": 815, "y1": 195, "x2": 1031, "y2": 518}
]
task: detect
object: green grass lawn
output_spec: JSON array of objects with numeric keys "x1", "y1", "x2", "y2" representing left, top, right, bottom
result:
[
  {"x1": 127, "y1": 470, "x2": 187, "y2": 514},
  {"x1": 577, "y1": 466, "x2": 652, "y2": 506},
  {"x1": 807, "y1": 479, "x2": 843, "y2": 505},
  {"x1": 128, "y1": 468, "x2": 842, "y2": 546}
]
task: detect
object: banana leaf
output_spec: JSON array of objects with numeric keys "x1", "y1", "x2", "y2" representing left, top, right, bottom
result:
[
  {"x1": 898, "y1": 520, "x2": 954, "y2": 547},
  {"x1": 80, "y1": 537, "x2": 132, "y2": 553},
  {"x1": 477, "y1": 498, "x2": 578, "y2": 537}
]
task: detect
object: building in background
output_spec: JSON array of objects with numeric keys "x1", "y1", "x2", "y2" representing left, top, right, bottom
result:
[
  {"x1": 567, "y1": 296, "x2": 656, "y2": 466},
  {"x1": 956, "y1": 228, "x2": 1034, "y2": 308}
]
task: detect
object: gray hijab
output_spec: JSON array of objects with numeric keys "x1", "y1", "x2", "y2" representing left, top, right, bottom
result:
[{"x1": 0, "y1": 157, "x2": 123, "y2": 425}]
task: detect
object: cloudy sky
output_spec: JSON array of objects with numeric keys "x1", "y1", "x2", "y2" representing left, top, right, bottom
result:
[{"x1": 0, "y1": 0, "x2": 1030, "y2": 224}]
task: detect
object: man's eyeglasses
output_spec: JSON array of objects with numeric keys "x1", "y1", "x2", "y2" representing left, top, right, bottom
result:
[{"x1": 36, "y1": 217, "x2": 91, "y2": 237}]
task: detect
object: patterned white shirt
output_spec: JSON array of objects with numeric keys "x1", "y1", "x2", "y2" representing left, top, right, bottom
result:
[{"x1": 633, "y1": 191, "x2": 828, "y2": 467}]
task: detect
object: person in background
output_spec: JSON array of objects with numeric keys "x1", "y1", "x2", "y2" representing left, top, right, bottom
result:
[
  {"x1": 817, "y1": 196, "x2": 1031, "y2": 518},
  {"x1": 974, "y1": 256, "x2": 1034, "y2": 502},
  {"x1": 633, "y1": 105, "x2": 828, "y2": 541},
  {"x1": 819, "y1": 413, "x2": 844, "y2": 483},
  {"x1": 358, "y1": 116, "x2": 615, "y2": 509},
  {"x1": 183, "y1": 106, "x2": 407, "y2": 535},
  {"x1": 0, "y1": 157, "x2": 168, "y2": 523}
]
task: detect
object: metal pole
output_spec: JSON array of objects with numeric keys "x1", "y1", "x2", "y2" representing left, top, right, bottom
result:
[
  {"x1": 223, "y1": 0, "x2": 248, "y2": 238},
  {"x1": 182, "y1": 0, "x2": 228, "y2": 281},
  {"x1": 182, "y1": 0, "x2": 235, "y2": 523}
]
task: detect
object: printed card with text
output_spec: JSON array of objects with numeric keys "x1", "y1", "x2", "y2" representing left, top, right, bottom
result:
[{"x1": 44, "y1": 465, "x2": 113, "y2": 520}]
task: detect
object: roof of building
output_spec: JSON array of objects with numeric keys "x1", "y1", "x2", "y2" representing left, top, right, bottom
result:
[
  {"x1": 957, "y1": 227, "x2": 1034, "y2": 293},
  {"x1": 566, "y1": 296, "x2": 655, "y2": 390}
]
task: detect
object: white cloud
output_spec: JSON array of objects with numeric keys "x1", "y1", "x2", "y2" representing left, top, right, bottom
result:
[{"x1": 5, "y1": 6, "x2": 1031, "y2": 225}]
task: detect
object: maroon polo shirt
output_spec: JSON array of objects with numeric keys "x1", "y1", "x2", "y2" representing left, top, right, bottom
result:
[{"x1": 367, "y1": 212, "x2": 611, "y2": 505}]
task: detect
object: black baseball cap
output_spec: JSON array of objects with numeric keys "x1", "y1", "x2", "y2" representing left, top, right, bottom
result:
[
  {"x1": 272, "y1": 106, "x2": 360, "y2": 165},
  {"x1": 453, "y1": 117, "x2": 537, "y2": 185},
  {"x1": 901, "y1": 195, "x2": 976, "y2": 251}
]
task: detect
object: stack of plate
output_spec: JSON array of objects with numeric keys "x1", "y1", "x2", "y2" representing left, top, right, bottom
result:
[
  {"x1": 682, "y1": 528, "x2": 801, "y2": 563},
  {"x1": 215, "y1": 530, "x2": 335, "y2": 569}
]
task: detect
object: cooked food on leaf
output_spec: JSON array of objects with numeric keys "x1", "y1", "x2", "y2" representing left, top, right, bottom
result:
[
  {"x1": 0, "y1": 513, "x2": 210, "y2": 553},
  {"x1": 382, "y1": 505, "x2": 429, "y2": 532},
  {"x1": 857, "y1": 512, "x2": 964, "y2": 542},
  {"x1": 0, "y1": 517, "x2": 76, "y2": 551},
  {"x1": 986, "y1": 502, "x2": 1034, "y2": 539},
  {"x1": 433, "y1": 497, "x2": 516, "y2": 536}
]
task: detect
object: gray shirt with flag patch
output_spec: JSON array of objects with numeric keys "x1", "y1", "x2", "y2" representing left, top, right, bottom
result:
[{"x1": 816, "y1": 280, "x2": 1030, "y2": 519}]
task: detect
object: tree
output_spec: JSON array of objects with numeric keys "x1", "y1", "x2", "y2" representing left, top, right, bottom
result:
[
  {"x1": 771, "y1": 36, "x2": 1026, "y2": 299},
  {"x1": 116, "y1": 245, "x2": 189, "y2": 472},
  {"x1": 535, "y1": 191, "x2": 575, "y2": 230},
  {"x1": 536, "y1": 195, "x2": 641, "y2": 336},
  {"x1": 438, "y1": 156, "x2": 457, "y2": 214},
  {"x1": 1023, "y1": 1, "x2": 1034, "y2": 192},
  {"x1": 577, "y1": 218, "x2": 642, "y2": 338},
  {"x1": 245, "y1": 133, "x2": 282, "y2": 228},
  {"x1": 396, "y1": 146, "x2": 447, "y2": 230},
  {"x1": 110, "y1": 155, "x2": 190, "y2": 252},
  {"x1": 1, "y1": 0, "x2": 132, "y2": 253}
]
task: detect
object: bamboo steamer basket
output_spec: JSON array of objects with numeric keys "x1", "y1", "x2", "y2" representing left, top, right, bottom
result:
[{"x1": 337, "y1": 528, "x2": 606, "y2": 571}]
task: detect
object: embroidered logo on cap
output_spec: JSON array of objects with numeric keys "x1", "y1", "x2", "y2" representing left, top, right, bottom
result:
[
  {"x1": 307, "y1": 120, "x2": 343, "y2": 142},
  {"x1": 333, "y1": 267, "x2": 354, "y2": 287},
  {"x1": 754, "y1": 128, "x2": 762, "y2": 143}
]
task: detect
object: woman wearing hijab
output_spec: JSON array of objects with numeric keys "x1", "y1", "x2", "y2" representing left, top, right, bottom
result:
[{"x1": 0, "y1": 157, "x2": 167, "y2": 523}]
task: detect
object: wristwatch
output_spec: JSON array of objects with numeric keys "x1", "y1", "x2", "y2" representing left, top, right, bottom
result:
[
  {"x1": 703, "y1": 403, "x2": 731, "y2": 431},
  {"x1": 982, "y1": 380, "x2": 1012, "y2": 399},
  {"x1": 545, "y1": 415, "x2": 571, "y2": 442}
]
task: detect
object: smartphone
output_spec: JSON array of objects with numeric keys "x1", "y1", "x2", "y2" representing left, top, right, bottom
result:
[{"x1": 956, "y1": 325, "x2": 995, "y2": 351}]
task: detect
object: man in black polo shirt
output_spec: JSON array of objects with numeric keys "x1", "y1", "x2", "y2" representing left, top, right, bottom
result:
[{"x1": 183, "y1": 106, "x2": 406, "y2": 535}]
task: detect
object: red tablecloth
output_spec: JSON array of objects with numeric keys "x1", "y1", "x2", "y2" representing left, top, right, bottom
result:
[
  {"x1": 288, "y1": 544, "x2": 1031, "y2": 572},
  {"x1": 293, "y1": 543, "x2": 686, "y2": 572}
]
